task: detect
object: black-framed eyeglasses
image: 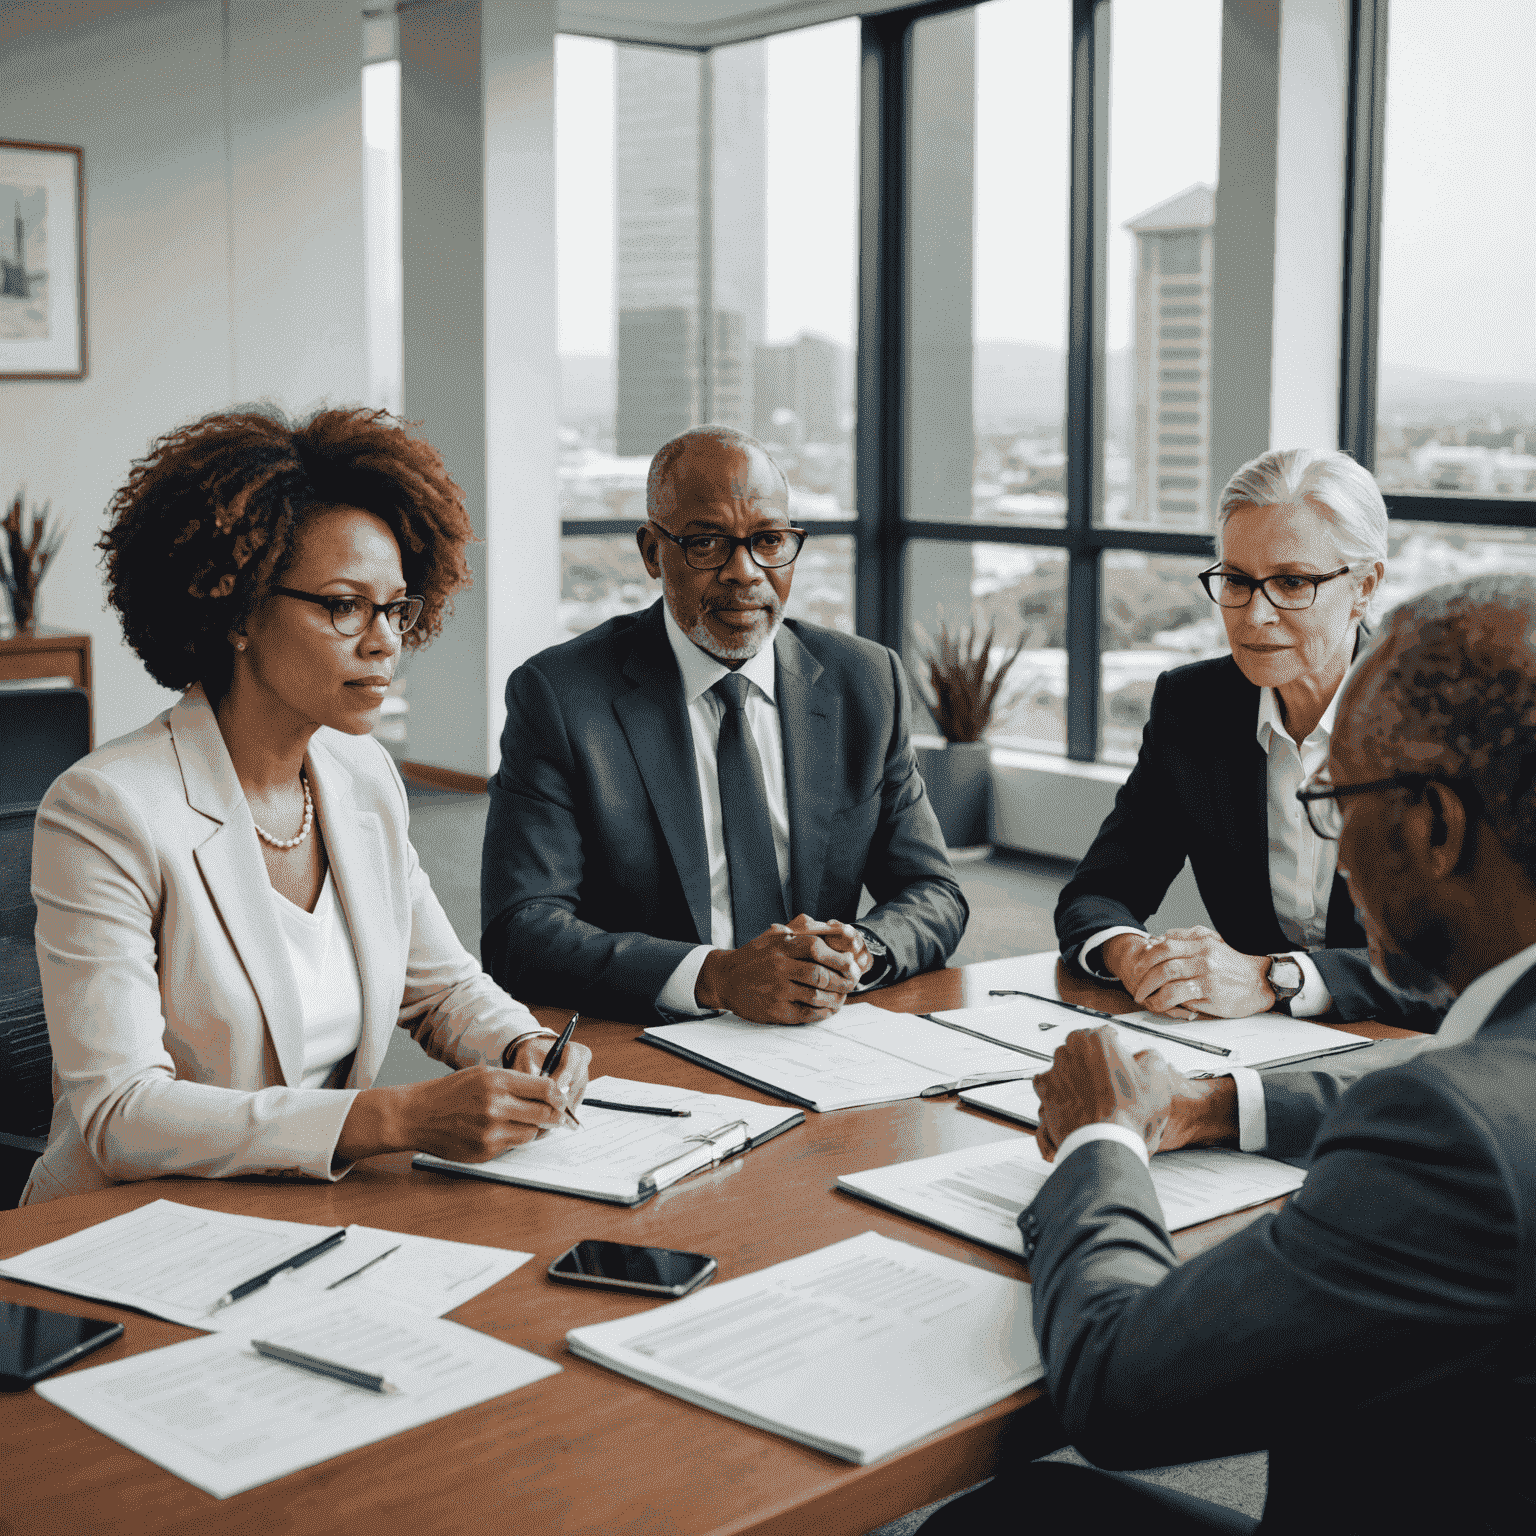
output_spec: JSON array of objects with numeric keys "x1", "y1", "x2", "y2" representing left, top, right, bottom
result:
[
  {"x1": 1199, "y1": 563, "x2": 1354, "y2": 611},
  {"x1": 1295, "y1": 769, "x2": 1479, "y2": 840},
  {"x1": 271, "y1": 586, "x2": 425, "y2": 637},
  {"x1": 646, "y1": 521, "x2": 808, "y2": 571}
]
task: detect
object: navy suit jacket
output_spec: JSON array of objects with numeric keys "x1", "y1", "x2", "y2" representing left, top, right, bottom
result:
[
  {"x1": 1054, "y1": 653, "x2": 1444, "y2": 1030},
  {"x1": 1018, "y1": 960, "x2": 1536, "y2": 1535},
  {"x1": 480, "y1": 600, "x2": 967, "y2": 1024}
]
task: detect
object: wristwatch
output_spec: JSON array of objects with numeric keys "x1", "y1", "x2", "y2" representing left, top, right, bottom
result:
[
  {"x1": 854, "y1": 926, "x2": 891, "y2": 987},
  {"x1": 1266, "y1": 954, "x2": 1304, "y2": 1015}
]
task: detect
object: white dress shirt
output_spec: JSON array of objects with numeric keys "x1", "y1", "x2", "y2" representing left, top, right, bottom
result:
[
  {"x1": 1081, "y1": 682, "x2": 1342, "y2": 1019},
  {"x1": 656, "y1": 602, "x2": 792, "y2": 1014},
  {"x1": 1229, "y1": 938, "x2": 1536, "y2": 1152},
  {"x1": 269, "y1": 870, "x2": 365, "y2": 1089}
]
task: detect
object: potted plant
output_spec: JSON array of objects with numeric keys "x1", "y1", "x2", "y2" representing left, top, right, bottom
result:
[
  {"x1": 1, "y1": 489, "x2": 69, "y2": 635},
  {"x1": 911, "y1": 615, "x2": 1028, "y2": 853}
]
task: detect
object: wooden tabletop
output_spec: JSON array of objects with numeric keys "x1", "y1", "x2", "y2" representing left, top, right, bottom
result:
[{"x1": 0, "y1": 955, "x2": 1415, "y2": 1535}]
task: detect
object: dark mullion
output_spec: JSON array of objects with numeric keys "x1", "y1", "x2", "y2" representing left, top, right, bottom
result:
[
  {"x1": 1339, "y1": 0, "x2": 1389, "y2": 464},
  {"x1": 855, "y1": 12, "x2": 909, "y2": 650},
  {"x1": 1064, "y1": 0, "x2": 1109, "y2": 761},
  {"x1": 901, "y1": 520, "x2": 1215, "y2": 556},
  {"x1": 1383, "y1": 496, "x2": 1536, "y2": 530}
]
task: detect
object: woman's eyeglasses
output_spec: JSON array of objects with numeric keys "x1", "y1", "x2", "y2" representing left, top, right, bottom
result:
[
  {"x1": 1199, "y1": 564, "x2": 1354, "y2": 611},
  {"x1": 271, "y1": 586, "x2": 425, "y2": 637}
]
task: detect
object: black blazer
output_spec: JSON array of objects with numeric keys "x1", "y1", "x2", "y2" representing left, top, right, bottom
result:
[
  {"x1": 1055, "y1": 654, "x2": 1442, "y2": 1029},
  {"x1": 480, "y1": 600, "x2": 967, "y2": 1024},
  {"x1": 1018, "y1": 959, "x2": 1536, "y2": 1535}
]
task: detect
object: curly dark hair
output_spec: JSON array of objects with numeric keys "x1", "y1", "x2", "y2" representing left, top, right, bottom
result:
[{"x1": 98, "y1": 405, "x2": 474, "y2": 697}]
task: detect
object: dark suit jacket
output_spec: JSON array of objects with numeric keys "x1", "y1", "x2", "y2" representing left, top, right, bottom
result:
[
  {"x1": 1055, "y1": 653, "x2": 1443, "y2": 1030},
  {"x1": 1019, "y1": 959, "x2": 1536, "y2": 1535},
  {"x1": 480, "y1": 601, "x2": 967, "y2": 1024}
]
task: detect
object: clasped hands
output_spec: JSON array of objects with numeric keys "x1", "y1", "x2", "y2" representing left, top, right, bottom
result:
[
  {"x1": 696, "y1": 913, "x2": 874, "y2": 1024},
  {"x1": 1032, "y1": 1025, "x2": 1238, "y2": 1163},
  {"x1": 1100, "y1": 925, "x2": 1277, "y2": 1020}
]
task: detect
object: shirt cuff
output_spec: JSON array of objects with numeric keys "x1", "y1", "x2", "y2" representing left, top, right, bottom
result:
[
  {"x1": 657, "y1": 945, "x2": 719, "y2": 1016},
  {"x1": 1228, "y1": 1066, "x2": 1267, "y2": 1152},
  {"x1": 1053, "y1": 1121, "x2": 1151, "y2": 1170},
  {"x1": 1079, "y1": 925, "x2": 1148, "y2": 980},
  {"x1": 1287, "y1": 951, "x2": 1333, "y2": 1017}
]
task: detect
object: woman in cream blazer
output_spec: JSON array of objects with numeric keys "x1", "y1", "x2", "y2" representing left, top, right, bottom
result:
[{"x1": 24, "y1": 406, "x2": 590, "y2": 1204}]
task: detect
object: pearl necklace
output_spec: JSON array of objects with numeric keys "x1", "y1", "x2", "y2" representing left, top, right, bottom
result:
[{"x1": 252, "y1": 770, "x2": 313, "y2": 851}]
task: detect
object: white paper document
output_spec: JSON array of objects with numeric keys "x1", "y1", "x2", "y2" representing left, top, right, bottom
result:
[
  {"x1": 643, "y1": 1003, "x2": 1037, "y2": 1111},
  {"x1": 930, "y1": 998, "x2": 1371, "y2": 1076},
  {"x1": 413, "y1": 1075, "x2": 803, "y2": 1204},
  {"x1": 567, "y1": 1230, "x2": 1042, "y2": 1464},
  {"x1": 0, "y1": 1200, "x2": 531, "y2": 1329},
  {"x1": 37, "y1": 1293, "x2": 560, "y2": 1499},
  {"x1": 960, "y1": 1078, "x2": 1043, "y2": 1127},
  {"x1": 838, "y1": 1136, "x2": 1305, "y2": 1257}
]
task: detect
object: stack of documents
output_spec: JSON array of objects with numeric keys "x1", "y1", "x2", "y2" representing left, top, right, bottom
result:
[
  {"x1": 414, "y1": 1075, "x2": 805, "y2": 1204},
  {"x1": 0, "y1": 1199, "x2": 532, "y2": 1329},
  {"x1": 36, "y1": 1292, "x2": 559, "y2": 1499},
  {"x1": 838, "y1": 1135, "x2": 1306, "y2": 1254},
  {"x1": 642, "y1": 1003, "x2": 1039, "y2": 1110},
  {"x1": 567, "y1": 1229, "x2": 1042, "y2": 1464},
  {"x1": 3, "y1": 1200, "x2": 557, "y2": 1498},
  {"x1": 928, "y1": 997, "x2": 1372, "y2": 1075}
]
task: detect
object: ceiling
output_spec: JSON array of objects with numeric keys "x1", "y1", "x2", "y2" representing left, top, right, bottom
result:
[{"x1": 555, "y1": 0, "x2": 913, "y2": 48}]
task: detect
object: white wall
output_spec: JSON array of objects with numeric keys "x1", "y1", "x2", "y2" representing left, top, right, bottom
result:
[{"x1": 0, "y1": 0, "x2": 367, "y2": 746}]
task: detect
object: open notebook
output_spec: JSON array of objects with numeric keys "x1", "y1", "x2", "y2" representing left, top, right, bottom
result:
[
  {"x1": 642, "y1": 1002, "x2": 1039, "y2": 1111},
  {"x1": 412, "y1": 1076, "x2": 803, "y2": 1205}
]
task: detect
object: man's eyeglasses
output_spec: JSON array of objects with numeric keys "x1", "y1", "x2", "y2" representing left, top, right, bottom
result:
[
  {"x1": 272, "y1": 585, "x2": 425, "y2": 637},
  {"x1": 647, "y1": 521, "x2": 808, "y2": 571},
  {"x1": 1295, "y1": 769, "x2": 1478, "y2": 840},
  {"x1": 1199, "y1": 564, "x2": 1354, "y2": 611}
]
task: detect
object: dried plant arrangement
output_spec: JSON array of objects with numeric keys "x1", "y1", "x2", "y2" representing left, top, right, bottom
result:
[
  {"x1": 911, "y1": 614, "x2": 1029, "y2": 744},
  {"x1": 1, "y1": 488, "x2": 70, "y2": 633}
]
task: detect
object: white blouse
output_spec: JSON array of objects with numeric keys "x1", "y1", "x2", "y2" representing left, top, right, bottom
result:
[{"x1": 269, "y1": 870, "x2": 365, "y2": 1089}]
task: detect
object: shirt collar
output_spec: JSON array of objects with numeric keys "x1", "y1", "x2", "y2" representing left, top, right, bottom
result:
[
  {"x1": 1431, "y1": 939, "x2": 1536, "y2": 1050},
  {"x1": 662, "y1": 598, "x2": 779, "y2": 705},
  {"x1": 1255, "y1": 677, "x2": 1343, "y2": 755}
]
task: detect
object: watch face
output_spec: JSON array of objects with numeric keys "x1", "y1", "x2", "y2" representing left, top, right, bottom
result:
[{"x1": 1272, "y1": 958, "x2": 1303, "y2": 994}]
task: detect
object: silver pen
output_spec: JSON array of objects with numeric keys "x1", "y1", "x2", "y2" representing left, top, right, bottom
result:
[
  {"x1": 324, "y1": 1243, "x2": 402, "y2": 1291},
  {"x1": 252, "y1": 1339, "x2": 399, "y2": 1394}
]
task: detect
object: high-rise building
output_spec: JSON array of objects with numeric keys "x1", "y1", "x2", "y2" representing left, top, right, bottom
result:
[
  {"x1": 753, "y1": 332, "x2": 843, "y2": 445},
  {"x1": 614, "y1": 46, "x2": 765, "y2": 458},
  {"x1": 1125, "y1": 183, "x2": 1215, "y2": 528}
]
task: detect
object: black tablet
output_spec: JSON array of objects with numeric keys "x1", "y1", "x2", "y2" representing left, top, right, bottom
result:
[{"x1": 0, "y1": 1300, "x2": 123, "y2": 1390}]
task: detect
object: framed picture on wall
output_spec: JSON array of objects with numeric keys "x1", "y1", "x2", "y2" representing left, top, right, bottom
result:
[{"x1": 0, "y1": 141, "x2": 86, "y2": 380}]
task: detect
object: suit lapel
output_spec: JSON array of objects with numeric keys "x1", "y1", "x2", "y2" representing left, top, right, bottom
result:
[
  {"x1": 775, "y1": 625, "x2": 837, "y2": 918},
  {"x1": 306, "y1": 738, "x2": 395, "y2": 1089},
  {"x1": 613, "y1": 603, "x2": 713, "y2": 944},
  {"x1": 172, "y1": 688, "x2": 308, "y2": 1090}
]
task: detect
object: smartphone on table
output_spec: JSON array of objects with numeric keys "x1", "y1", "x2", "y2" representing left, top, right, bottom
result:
[
  {"x1": 547, "y1": 1240, "x2": 717, "y2": 1298},
  {"x1": 0, "y1": 1300, "x2": 124, "y2": 1389}
]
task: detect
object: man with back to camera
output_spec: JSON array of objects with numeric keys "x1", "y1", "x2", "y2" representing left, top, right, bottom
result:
[
  {"x1": 917, "y1": 574, "x2": 1536, "y2": 1536},
  {"x1": 480, "y1": 425, "x2": 966, "y2": 1026}
]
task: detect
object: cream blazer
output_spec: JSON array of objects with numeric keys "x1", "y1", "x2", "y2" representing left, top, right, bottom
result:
[{"x1": 23, "y1": 685, "x2": 544, "y2": 1205}]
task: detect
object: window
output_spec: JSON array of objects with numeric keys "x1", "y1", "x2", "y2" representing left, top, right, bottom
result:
[
  {"x1": 556, "y1": 22, "x2": 859, "y2": 642},
  {"x1": 1373, "y1": 0, "x2": 1536, "y2": 505}
]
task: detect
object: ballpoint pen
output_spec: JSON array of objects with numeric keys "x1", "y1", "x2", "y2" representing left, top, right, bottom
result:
[
  {"x1": 541, "y1": 1013, "x2": 582, "y2": 1125},
  {"x1": 582, "y1": 1099, "x2": 692, "y2": 1118},
  {"x1": 325, "y1": 1243, "x2": 402, "y2": 1290},
  {"x1": 209, "y1": 1228, "x2": 348, "y2": 1313},
  {"x1": 251, "y1": 1340, "x2": 399, "y2": 1394},
  {"x1": 988, "y1": 989, "x2": 1232, "y2": 1058}
]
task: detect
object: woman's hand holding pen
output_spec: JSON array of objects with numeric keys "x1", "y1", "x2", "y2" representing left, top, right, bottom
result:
[{"x1": 333, "y1": 1045, "x2": 591, "y2": 1167}]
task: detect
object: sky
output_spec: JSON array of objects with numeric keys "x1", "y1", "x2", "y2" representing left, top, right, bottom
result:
[{"x1": 553, "y1": 0, "x2": 1532, "y2": 383}]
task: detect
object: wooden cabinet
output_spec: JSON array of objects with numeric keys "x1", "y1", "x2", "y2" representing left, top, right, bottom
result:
[{"x1": 0, "y1": 626, "x2": 93, "y2": 747}]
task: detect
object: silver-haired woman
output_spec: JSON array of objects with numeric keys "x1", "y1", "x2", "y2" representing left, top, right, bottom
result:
[{"x1": 1054, "y1": 447, "x2": 1440, "y2": 1031}]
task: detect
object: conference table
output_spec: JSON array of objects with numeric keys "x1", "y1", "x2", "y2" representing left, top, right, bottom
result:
[{"x1": 0, "y1": 953, "x2": 1415, "y2": 1536}]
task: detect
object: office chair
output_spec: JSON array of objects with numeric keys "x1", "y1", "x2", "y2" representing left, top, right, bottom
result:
[
  {"x1": 0, "y1": 686, "x2": 91, "y2": 811},
  {"x1": 0, "y1": 803, "x2": 50, "y2": 1208}
]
